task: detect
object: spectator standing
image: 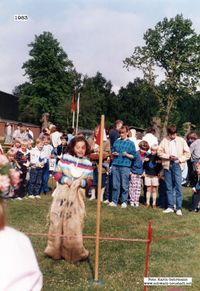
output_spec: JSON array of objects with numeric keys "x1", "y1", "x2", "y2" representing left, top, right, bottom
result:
[
  {"x1": 4, "y1": 122, "x2": 13, "y2": 144},
  {"x1": 129, "y1": 151, "x2": 143, "y2": 207},
  {"x1": 143, "y1": 144, "x2": 162, "y2": 208},
  {"x1": 109, "y1": 120, "x2": 123, "y2": 148},
  {"x1": 189, "y1": 132, "x2": 200, "y2": 170},
  {"x1": 40, "y1": 135, "x2": 54, "y2": 194},
  {"x1": 28, "y1": 139, "x2": 47, "y2": 199},
  {"x1": 13, "y1": 124, "x2": 30, "y2": 141},
  {"x1": 108, "y1": 126, "x2": 136, "y2": 208},
  {"x1": 129, "y1": 140, "x2": 149, "y2": 207},
  {"x1": 142, "y1": 128, "x2": 158, "y2": 149},
  {"x1": 190, "y1": 162, "x2": 200, "y2": 212},
  {"x1": 15, "y1": 141, "x2": 30, "y2": 199},
  {"x1": 50, "y1": 125, "x2": 62, "y2": 154},
  {"x1": 157, "y1": 124, "x2": 191, "y2": 216}
]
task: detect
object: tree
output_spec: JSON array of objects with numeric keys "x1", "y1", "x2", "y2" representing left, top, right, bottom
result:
[
  {"x1": 117, "y1": 78, "x2": 160, "y2": 128},
  {"x1": 78, "y1": 72, "x2": 116, "y2": 128},
  {"x1": 124, "y1": 15, "x2": 200, "y2": 134},
  {"x1": 16, "y1": 31, "x2": 77, "y2": 128}
]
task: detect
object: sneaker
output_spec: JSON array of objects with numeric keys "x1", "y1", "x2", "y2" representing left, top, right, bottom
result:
[
  {"x1": 89, "y1": 196, "x2": 96, "y2": 201},
  {"x1": 121, "y1": 202, "x2": 127, "y2": 208},
  {"x1": 29, "y1": 195, "x2": 35, "y2": 199},
  {"x1": 163, "y1": 208, "x2": 174, "y2": 214},
  {"x1": 108, "y1": 201, "x2": 117, "y2": 207},
  {"x1": 176, "y1": 209, "x2": 182, "y2": 216},
  {"x1": 130, "y1": 202, "x2": 135, "y2": 207},
  {"x1": 16, "y1": 197, "x2": 23, "y2": 200},
  {"x1": 135, "y1": 203, "x2": 139, "y2": 208},
  {"x1": 35, "y1": 195, "x2": 41, "y2": 199},
  {"x1": 103, "y1": 199, "x2": 110, "y2": 204}
]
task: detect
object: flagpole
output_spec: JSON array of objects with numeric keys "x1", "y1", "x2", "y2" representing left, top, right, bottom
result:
[
  {"x1": 75, "y1": 93, "x2": 80, "y2": 135},
  {"x1": 94, "y1": 114, "x2": 104, "y2": 283},
  {"x1": 72, "y1": 111, "x2": 75, "y2": 128}
]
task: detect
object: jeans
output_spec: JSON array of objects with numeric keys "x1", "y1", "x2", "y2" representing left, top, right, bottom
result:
[
  {"x1": 164, "y1": 162, "x2": 182, "y2": 210},
  {"x1": 41, "y1": 162, "x2": 50, "y2": 193},
  {"x1": 112, "y1": 165, "x2": 130, "y2": 204}
]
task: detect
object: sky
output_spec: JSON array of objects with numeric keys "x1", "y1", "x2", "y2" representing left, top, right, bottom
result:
[{"x1": 1, "y1": 0, "x2": 200, "y2": 94}]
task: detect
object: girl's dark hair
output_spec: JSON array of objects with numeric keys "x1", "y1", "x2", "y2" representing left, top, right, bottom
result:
[
  {"x1": 138, "y1": 140, "x2": 150, "y2": 151},
  {"x1": 68, "y1": 136, "x2": 91, "y2": 156}
]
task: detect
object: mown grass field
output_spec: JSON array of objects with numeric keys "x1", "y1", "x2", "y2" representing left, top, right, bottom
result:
[{"x1": 5, "y1": 188, "x2": 200, "y2": 291}]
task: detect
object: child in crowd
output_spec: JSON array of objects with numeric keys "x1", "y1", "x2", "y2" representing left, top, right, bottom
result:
[
  {"x1": 56, "y1": 134, "x2": 68, "y2": 163},
  {"x1": 143, "y1": 144, "x2": 162, "y2": 208},
  {"x1": 28, "y1": 139, "x2": 47, "y2": 199},
  {"x1": 15, "y1": 140, "x2": 30, "y2": 199},
  {"x1": 129, "y1": 151, "x2": 143, "y2": 207},
  {"x1": 40, "y1": 135, "x2": 54, "y2": 194},
  {"x1": 129, "y1": 141, "x2": 150, "y2": 207},
  {"x1": 139, "y1": 140, "x2": 150, "y2": 204},
  {"x1": 11, "y1": 139, "x2": 21, "y2": 154},
  {"x1": 190, "y1": 162, "x2": 200, "y2": 212},
  {"x1": 5, "y1": 150, "x2": 20, "y2": 198}
]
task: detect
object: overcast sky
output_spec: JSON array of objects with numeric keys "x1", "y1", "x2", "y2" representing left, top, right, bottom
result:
[{"x1": 1, "y1": 0, "x2": 200, "y2": 94}]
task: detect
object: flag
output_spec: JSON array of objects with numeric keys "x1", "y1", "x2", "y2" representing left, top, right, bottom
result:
[{"x1": 71, "y1": 93, "x2": 76, "y2": 113}]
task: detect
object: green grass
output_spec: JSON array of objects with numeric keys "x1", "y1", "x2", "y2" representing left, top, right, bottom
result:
[{"x1": 5, "y1": 188, "x2": 200, "y2": 291}]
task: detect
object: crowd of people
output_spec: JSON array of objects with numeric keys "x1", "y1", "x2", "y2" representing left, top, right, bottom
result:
[
  {"x1": 1, "y1": 120, "x2": 200, "y2": 216},
  {"x1": 1, "y1": 118, "x2": 200, "y2": 289}
]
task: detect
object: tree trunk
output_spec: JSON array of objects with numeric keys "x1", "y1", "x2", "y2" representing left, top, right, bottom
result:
[{"x1": 161, "y1": 96, "x2": 174, "y2": 138}]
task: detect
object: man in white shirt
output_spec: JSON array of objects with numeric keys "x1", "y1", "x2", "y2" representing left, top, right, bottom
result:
[{"x1": 158, "y1": 125, "x2": 191, "y2": 216}]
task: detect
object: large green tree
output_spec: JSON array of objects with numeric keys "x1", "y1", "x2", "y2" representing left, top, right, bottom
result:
[
  {"x1": 78, "y1": 72, "x2": 117, "y2": 128},
  {"x1": 117, "y1": 78, "x2": 160, "y2": 128},
  {"x1": 15, "y1": 31, "x2": 77, "y2": 128},
  {"x1": 124, "y1": 15, "x2": 200, "y2": 133}
]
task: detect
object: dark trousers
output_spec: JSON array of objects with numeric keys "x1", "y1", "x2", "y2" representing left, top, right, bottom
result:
[
  {"x1": 28, "y1": 168, "x2": 43, "y2": 196},
  {"x1": 40, "y1": 162, "x2": 50, "y2": 193},
  {"x1": 15, "y1": 170, "x2": 27, "y2": 198}
]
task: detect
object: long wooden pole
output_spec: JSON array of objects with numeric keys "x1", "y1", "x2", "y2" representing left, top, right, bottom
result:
[{"x1": 94, "y1": 115, "x2": 104, "y2": 282}]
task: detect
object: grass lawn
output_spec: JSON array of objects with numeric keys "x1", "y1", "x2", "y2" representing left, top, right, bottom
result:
[{"x1": 5, "y1": 187, "x2": 200, "y2": 291}]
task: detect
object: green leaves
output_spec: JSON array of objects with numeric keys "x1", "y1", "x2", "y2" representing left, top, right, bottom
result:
[
  {"x1": 124, "y1": 14, "x2": 200, "y2": 132},
  {"x1": 17, "y1": 31, "x2": 76, "y2": 129}
]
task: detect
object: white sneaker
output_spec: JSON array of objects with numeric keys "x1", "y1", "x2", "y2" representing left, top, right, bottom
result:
[
  {"x1": 108, "y1": 201, "x2": 117, "y2": 207},
  {"x1": 121, "y1": 202, "x2": 127, "y2": 208},
  {"x1": 35, "y1": 195, "x2": 41, "y2": 199},
  {"x1": 163, "y1": 208, "x2": 174, "y2": 213},
  {"x1": 89, "y1": 196, "x2": 96, "y2": 201},
  {"x1": 135, "y1": 203, "x2": 139, "y2": 208},
  {"x1": 130, "y1": 202, "x2": 135, "y2": 207},
  {"x1": 176, "y1": 209, "x2": 182, "y2": 216},
  {"x1": 103, "y1": 199, "x2": 110, "y2": 204},
  {"x1": 29, "y1": 195, "x2": 35, "y2": 199},
  {"x1": 16, "y1": 197, "x2": 22, "y2": 200}
]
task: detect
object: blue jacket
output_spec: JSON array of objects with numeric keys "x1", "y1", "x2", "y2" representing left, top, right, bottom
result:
[{"x1": 131, "y1": 151, "x2": 143, "y2": 175}]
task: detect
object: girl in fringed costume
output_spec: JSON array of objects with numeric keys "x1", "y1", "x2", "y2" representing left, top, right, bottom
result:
[{"x1": 44, "y1": 136, "x2": 93, "y2": 263}]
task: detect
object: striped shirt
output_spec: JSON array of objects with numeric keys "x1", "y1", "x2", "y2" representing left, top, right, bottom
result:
[{"x1": 54, "y1": 153, "x2": 93, "y2": 188}]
